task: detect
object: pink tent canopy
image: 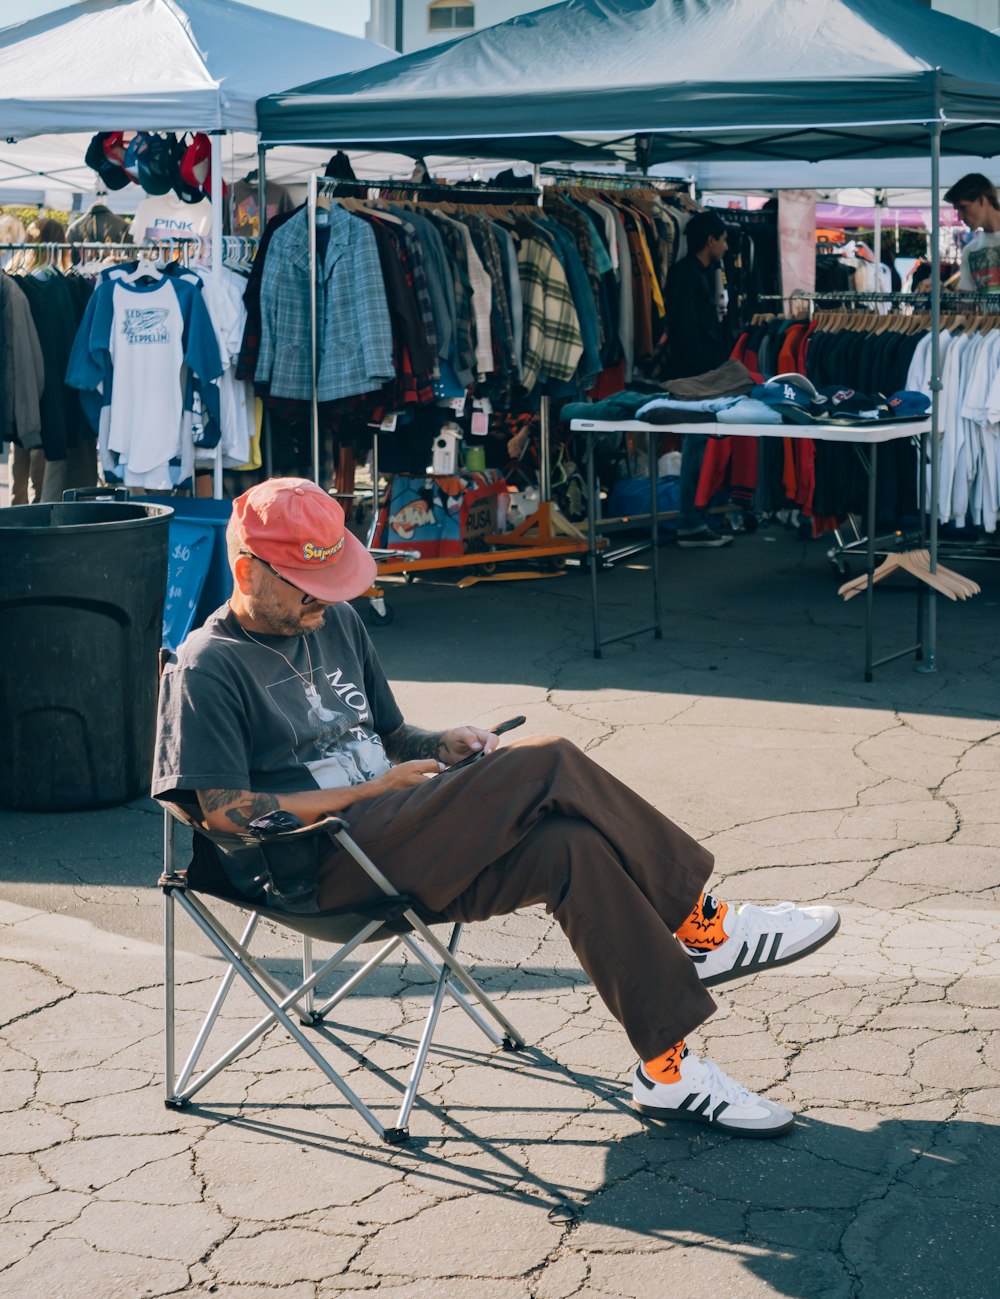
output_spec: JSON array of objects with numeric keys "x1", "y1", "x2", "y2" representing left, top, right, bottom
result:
[{"x1": 816, "y1": 202, "x2": 961, "y2": 228}]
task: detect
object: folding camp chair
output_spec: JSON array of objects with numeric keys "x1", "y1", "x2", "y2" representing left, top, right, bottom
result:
[{"x1": 160, "y1": 801, "x2": 525, "y2": 1144}]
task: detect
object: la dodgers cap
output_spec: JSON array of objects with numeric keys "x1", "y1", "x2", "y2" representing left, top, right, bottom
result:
[{"x1": 232, "y1": 478, "x2": 376, "y2": 604}]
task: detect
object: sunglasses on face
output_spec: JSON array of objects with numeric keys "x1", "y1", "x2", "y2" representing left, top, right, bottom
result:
[{"x1": 240, "y1": 551, "x2": 321, "y2": 606}]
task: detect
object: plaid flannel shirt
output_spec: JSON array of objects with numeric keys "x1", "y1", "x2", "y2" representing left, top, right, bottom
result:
[
  {"x1": 256, "y1": 206, "x2": 395, "y2": 403},
  {"x1": 517, "y1": 232, "x2": 583, "y2": 392}
]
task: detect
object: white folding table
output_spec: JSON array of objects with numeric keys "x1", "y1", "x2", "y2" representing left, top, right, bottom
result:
[{"x1": 570, "y1": 417, "x2": 931, "y2": 679}]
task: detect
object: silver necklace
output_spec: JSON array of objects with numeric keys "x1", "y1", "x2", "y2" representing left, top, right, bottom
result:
[{"x1": 239, "y1": 623, "x2": 315, "y2": 687}]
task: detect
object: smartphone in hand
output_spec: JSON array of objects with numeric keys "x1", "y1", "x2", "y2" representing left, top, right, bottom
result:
[{"x1": 443, "y1": 716, "x2": 526, "y2": 773}]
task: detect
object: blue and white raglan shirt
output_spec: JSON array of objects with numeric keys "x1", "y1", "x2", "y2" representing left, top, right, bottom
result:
[{"x1": 66, "y1": 275, "x2": 223, "y2": 491}]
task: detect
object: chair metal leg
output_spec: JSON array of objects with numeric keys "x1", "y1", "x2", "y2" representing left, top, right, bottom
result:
[
  {"x1": 301, "y1": 936, "x2": 316, "y2": 1022},
  {"x1": 174, "y1": 913, "x2": 259, "y2": 1096},
  {"x1": 400, "y1": 914, "x2": 526, "y2": 1049},
  {"x1": 171, "y1": 892, "x2": 388, "y2": 1139},
  {"x1": 397, "y1": 932, "x2": 504, "y2": 1048},
  {"x1": 164, "y1": 889, "x2": 177, "y2": 1106},
  {"x1": 310, "y1": 934, "x2": 404, "y2": 1020},
  {"x1": 391, "y1": 924, "x2": 462, "y2": 1138},
  {"x1": 183, "y1": 892, "x2": 311, "y2": 1019},
  {"x1": 333, "y1": 829, "x2": 526, "y2": 1048}
]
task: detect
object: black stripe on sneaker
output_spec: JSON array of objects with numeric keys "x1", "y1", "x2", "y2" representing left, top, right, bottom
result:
[
  {"x1": 712, "y1": 1101, "x2": 730, "y2": 1120},
  {"x1": 734, "y1": 941, "x2": 749, "y2": 969},
  {"x1": 676, "y1": 1094, "x2": 699, "y2": 1111},
  {"x1": 691, "y1": 1095, "x2": 713, "y2": 1116},
  {"x1": 751, "y1": 933, "x2": 768, "y2": 965},
  {"x1": 635, "y1": 1068, "x2": 655, "y2": 1093},
  {"x1": 768, "y1": 932, "x2": 782, "y2": 961}
]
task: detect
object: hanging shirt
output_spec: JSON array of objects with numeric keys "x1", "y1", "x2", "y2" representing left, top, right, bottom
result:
[
  {"x1": 130, "y1": 193, "x2": 212, "y2": 244},
  {"x1": 67, "y1": 275, "x2": 223, "y2": 489}
]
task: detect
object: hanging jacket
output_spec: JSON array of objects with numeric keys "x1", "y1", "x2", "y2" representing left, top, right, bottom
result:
[
  {"x1": 0, "y1": 273, "x2": 45, "y2": 450},
  {"x1": 256, "y1": 206, "x2": 394, "y2": 403}
]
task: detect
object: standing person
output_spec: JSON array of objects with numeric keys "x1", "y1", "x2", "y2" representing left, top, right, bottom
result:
[
  {"x1": 154, "y1": 478, "x2": 841, "y2": 1140},
  {"x1": 945, "y1": 173, "x2": 1000, "y2": 293},
  {"x1": 665, "y1": 210, "x2": 734, "y2": 547}
]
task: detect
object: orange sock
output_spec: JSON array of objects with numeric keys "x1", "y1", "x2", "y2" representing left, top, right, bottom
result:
[
  {"x1": 675, "y1": 892, "x2": 730, "y2": 951},
  {"x1": 643, "y1": 1040, "x2": 687, "y2": 1083}
]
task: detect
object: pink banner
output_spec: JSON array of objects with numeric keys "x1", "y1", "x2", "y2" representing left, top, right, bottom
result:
[
  {"x1": 816, "y1": 203, "x2": 960, "y2": 228},
  {"x1": 778, "y1": 189, "x2": 817, "y2": 300}
]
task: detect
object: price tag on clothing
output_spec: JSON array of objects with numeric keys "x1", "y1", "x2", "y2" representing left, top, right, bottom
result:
[
  {"x1": 379, "y1": 414, "x2": 398, "y2": 432},
  {"x1": 471, "y1": 412, "x2": 489, "y2": 437}
]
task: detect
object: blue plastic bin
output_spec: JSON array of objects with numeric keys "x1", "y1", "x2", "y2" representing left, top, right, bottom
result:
[{"x1": 145, "y1": 496, "x2": 233, "y2": 645}]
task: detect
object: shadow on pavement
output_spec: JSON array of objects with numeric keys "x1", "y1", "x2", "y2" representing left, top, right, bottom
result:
[
  {"x1": 367, "y1": 529, "x2": 1000, "y2": 721},
  {"x1": 191, "y1": 1070, "x2": 1000, "y2": 1299}
]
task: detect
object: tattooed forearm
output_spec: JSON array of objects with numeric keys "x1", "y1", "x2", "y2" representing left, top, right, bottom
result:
[
  {"x1": 197, "y1": 789, "x2": 280, "y2": 830},
  {"x1": 382, "y1": 724, "x2": 445, "y2": 763}
]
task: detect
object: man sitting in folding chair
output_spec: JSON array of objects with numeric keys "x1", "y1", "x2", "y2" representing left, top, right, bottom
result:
[{"x1": 153, "y1": 477, "x2": 840, "y2": 1140}]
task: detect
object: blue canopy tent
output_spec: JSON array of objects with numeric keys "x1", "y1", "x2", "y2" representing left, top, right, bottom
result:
[{"x1": 257, "y1": 0, "x2": 1000, "y2": 670}]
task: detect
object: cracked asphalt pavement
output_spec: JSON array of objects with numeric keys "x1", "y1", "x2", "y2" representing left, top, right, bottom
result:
[{"x1": 2, "y1": 528, "x2": 998, "y2": 1298}]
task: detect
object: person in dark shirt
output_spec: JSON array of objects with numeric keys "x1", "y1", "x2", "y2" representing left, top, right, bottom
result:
[
  {"x1": 154, "y1": 479, "x2": 841, "y2": 1140},
  {"x1": 666, "y1": 210, "x2": 734, "y2": 547}
]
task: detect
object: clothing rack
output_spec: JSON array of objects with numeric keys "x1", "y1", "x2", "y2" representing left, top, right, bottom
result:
[
  {"x1": 320, "y1": 176, "x2": 542, "y2": 206},
  {"x1": 757, "y1": 291, "x2": 997, "y2": 308},
  {"x1": 540, "y1": 167, "x2": 689, "y2": 192},
  {"x1": 303, "y1": 171, "x2": 590, "y2": 597},
  {"x1": 2, "y1": 239, "x2": 256, "y2": 501}
]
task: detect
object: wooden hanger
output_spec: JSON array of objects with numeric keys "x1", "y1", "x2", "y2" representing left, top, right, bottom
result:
[{"x1": 839, "y1": 550, "x2": 980, "y2": 602}]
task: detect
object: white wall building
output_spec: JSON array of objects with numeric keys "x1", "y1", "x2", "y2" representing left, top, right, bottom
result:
[
  {"x1": 370, "y1": 0, "x2": 998, "y2": 53},
  {"x1": 367, "y1": 0, "x2": 551, "y2": 54},
  {"x1": 928, "y1": 0, "x2": 1000, "y2": 29}
]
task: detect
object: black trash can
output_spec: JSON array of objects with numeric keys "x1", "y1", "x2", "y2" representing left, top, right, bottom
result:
[{"x1": 0, "y1": 496, "x2": 173, "y2": 811}]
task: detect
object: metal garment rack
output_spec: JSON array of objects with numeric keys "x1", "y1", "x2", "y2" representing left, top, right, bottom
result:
[
  {"x1": 1, "y1": 238, "x2": 256, "y2": 499},
  {"x1": 571, "y1": 417, "x2": 931, "y2": 679},
  {"x1": 302, "y1": 172, "x2": 592, "y2": 589},
  {"x1": 756, "y1": 290, "x2": 1000, "y2": 310},
  {"x1": 756, "y1": 297, "x2": 1000, "y2": 567}
]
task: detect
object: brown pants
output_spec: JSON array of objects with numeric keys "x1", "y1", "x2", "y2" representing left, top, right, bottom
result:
[{"x1": 317, "y1": 736, "x2": 717, "y2": 1061}]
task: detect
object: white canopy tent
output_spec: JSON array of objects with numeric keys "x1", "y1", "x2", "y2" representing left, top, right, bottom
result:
[{"x1": 0, "y1": 0, "x2": 394, "y2": 267}]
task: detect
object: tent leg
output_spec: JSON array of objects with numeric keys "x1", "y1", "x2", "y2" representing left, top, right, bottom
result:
[
  {"x1": 308, "y1": 172, "x2": 321, "y2": 486},
  {"x1": 919, "y1": 120, "x2": 942, "y2": 674}
]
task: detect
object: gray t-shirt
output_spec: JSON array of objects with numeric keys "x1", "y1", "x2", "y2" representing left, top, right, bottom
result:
[{"x1": 153, "y1": 602, "x2": 403, "y2": 805}]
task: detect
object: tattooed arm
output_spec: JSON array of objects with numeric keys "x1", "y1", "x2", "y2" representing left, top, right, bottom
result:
[
  {"x1": 382, "y1": 723, "x2": 499, "y2": 768},
  {"x1": 196, "y1": 761, "x2": 445, "y2": 834}
]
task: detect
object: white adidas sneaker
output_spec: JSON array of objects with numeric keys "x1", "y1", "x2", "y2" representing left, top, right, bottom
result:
[
  {"x1": 685, "y1": 900, "x2": 840, "y2": 987},
  {"x1": 633, "y1": 1051, "x2": 794, "y2": 1138}
]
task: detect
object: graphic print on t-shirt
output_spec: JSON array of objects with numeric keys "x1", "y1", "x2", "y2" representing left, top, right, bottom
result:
[
  {"x1": 264, "y1": 655, "x2": 393, "y2": 790},
  {"x1": 967, "y1": 244, "x2": 1000, "y2": 292},
  {"x1": 123, "y1": 308, "x2": 170, "y2": 343}
]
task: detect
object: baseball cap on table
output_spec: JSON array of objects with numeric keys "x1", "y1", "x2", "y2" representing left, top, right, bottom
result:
[
  {"x1": 232, "y1": 478, "x2": 377, "y2": 604},
  {"x1": 818, "y1": 386, "x2": 887, "y2": 419},
  {"x1": 887, "y1": 390, "x2": 931, "y2": 419},
  {"x1": 750, "y1": 380, "x2": 817, "y2": 423},
  {"x1": 770, "y1": 373, "x2": 826, "y2": 404}
]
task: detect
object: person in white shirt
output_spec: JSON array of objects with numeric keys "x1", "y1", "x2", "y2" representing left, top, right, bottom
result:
[{"x1": 945, "y1": 173, "x2": 1000, "y2": 294}]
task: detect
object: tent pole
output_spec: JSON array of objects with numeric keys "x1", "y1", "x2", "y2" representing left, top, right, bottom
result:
[
  {"x1": 257, "y1": 143, "x2": 267, "y2": 241},
  {"x1": 258, "y1": 143, "x2": 273, "y2": 481},
  {"x1": 308, "y1": 171, "x2": 321, "y2": 486},
  {"x1": 922, "y1": 120, "x2": 942, "y2": 674},
  {"x1": 210, "y1": 130, "x2": 224, "y2": 499},
  {"x1": 210, "y1": 131, "x2": 223, "y2": 285}
]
